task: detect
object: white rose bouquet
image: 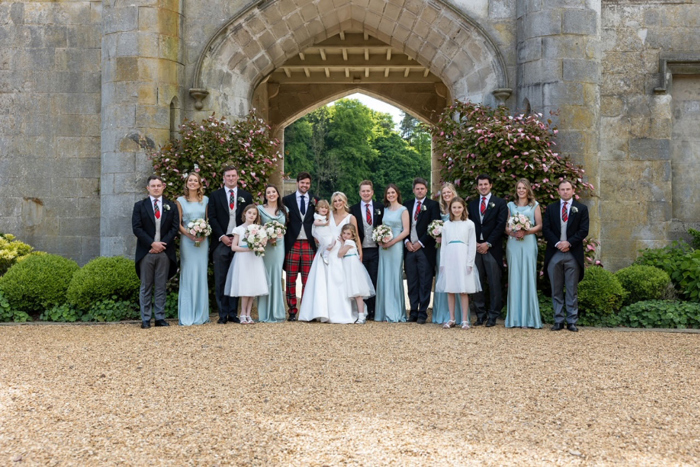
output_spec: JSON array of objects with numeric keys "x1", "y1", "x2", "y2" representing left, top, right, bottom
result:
[
  {"x1": 372, "y1": 225, "x2": 394, "y2": 249},
  {"x1": 428, "y1": 219, "x2": 444, "y2": 246},
  {"x1": 186, "y1": 218, "x2": 212, "y2": 247},
  {"x1": 264, "y1": 220, "x2": 286, "y2": 246},
  {"x1": 245, "y1": 224, "x2": 269, "y2": 257},
  {"x1": 507, "y1": 213, "x2": 532, "y2": 241}
]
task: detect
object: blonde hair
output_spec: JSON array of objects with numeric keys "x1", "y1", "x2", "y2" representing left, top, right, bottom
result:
[
  {"x1": 439, "y1": 182, "x2": 458, "y2": 215},
  {"x1": 448, "y1": 197, "x2": 469, "y2": 221},
  {"x1": 341, "y1": 224, "x2": 363, "y2": 257},
  {"x1": 331, "y1": 191, "x2": 350, "y2": 213},
  {"x1": 514, "y1": 178, "x2": 536, "y2": 207},
  {"x1": 315, "y1": 199, "x2": 330, "y2": 213},
  {"x1": 184, "y1": 173, "x2": 204, "y2": 202},
  {"x1": 241, "y1": 204, "x2": 260, "y2": 224}
]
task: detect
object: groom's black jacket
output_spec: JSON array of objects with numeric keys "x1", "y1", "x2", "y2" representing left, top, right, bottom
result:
[{"x1": 132, "y1": 197, "x2": 179, "y2": 279}]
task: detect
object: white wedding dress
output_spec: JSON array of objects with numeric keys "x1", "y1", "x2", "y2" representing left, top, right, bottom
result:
[{"x1": 298, "y1": 212, "x2": 355, "y2": 324}]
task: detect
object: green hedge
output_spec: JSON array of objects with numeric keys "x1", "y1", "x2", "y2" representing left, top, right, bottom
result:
[
  {"x1": 0, "y1": 290, "x2": 30, "y2": 322},
  {"x1": 577, "y1": 267, "x2": 626, "y2": 326},
  {"x1": 616, "y1": 300, "x2": 700, "y2": 329},
  {"x1": 67, "y1": 256, "x2": 140, "y2": 310},
  {"x1": 615, "y1": 265, "x2": 672, "y2": 305}
]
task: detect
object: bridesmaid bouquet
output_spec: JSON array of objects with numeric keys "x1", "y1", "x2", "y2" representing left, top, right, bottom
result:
[
  {"x1": 372, "y1": 225, "x2": 394, "y2": 249},
  {"x1": 245, "y1": 224, "x2": 269, "y2": 256},
  {"x1": 264, "y1": 220, "x2": 286, "y2": 246},
  {"x1": 507, "y1": 213, "x2": 532, "y2": 241},
  {"x1": 428, "y1": 219, "x2": 444, "y2": 246},
  {"x1": 186, "y1": 218, "x2": 212, "y2": 247}
]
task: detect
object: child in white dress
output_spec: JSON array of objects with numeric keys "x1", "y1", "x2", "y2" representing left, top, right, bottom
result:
[
  {"x1": 436, "y1": 197, "x2": 481, "y2": 329},
  {"x1": 225, "y1": 204, "x2": 269, "y2": 324},
  {"x1": 338, "y1": 224, "x2": 375, "y2": 324},
  {"x1": 312, "y1": 200, "x2": 335, "y2": 264}
]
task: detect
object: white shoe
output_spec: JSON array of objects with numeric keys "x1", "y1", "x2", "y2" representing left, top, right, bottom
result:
[{"x1": 356, "y1": 313, "x2": 366, "y2": 324}]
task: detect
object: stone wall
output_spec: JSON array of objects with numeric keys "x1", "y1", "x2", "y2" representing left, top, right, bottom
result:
[{"x1": 0, "y1": 1, "x2": 102, "y2": 265}]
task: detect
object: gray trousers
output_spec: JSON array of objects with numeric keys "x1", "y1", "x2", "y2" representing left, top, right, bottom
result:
[
  {"x1": 548, "y1": 251, "x2": 580, "y2": 324},
  {"x1": 139, "y1": 252, "x2": 169, "y2": 322},
  {"x1": 472, "y1": 251, "x2": 503, "y2": 322}
]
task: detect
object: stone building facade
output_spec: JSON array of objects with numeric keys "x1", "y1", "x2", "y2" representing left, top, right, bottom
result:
[{"x1": 1, "y1": 0, "x2": 699, "y2": 270}]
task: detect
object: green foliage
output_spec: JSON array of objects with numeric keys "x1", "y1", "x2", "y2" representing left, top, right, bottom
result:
[
  {"x1": 577, "y1": 267, "x2": 626, "y2": 326},
  {"x1": 40, "y1": 303, "x2": 82, "y2": 322},
  {"x1": 67, "y1": 256, "x2": 140, "y2": 310},
  {"x1": 537, "y1": 291, "x2": 554, "y2": 324},
  {"x1": 0, "y1": 233, "x2": 34, "y2": 276},
  {"x1": 165, "y1": 292, "x2": 179, "y2": 319},
  {"x1": 431, "y1": 101, "x2": 593, "y2": 203},
  {"x1": 0, "y1": 290, "x2": 30, "y2": 323},
  {"x1": 82, "y1": 299, "x2": 140, "y2": 322},
  {"x1": 614, "y1": 265, "x2": 672, "y2": 305},
  {"x1": 688, "y1": 228, "x2": 700, "y2": 249},
  {"x1": 617, "y1": 300, "x2": 700, "y2": 329},
  {"x1": 152, "y1": 112, "x2": 281, "y2": 203},
  {"x1": 669, "y1": 250, "x2": 700, "y2": 301},
  {"x1": 0, "y1": 254, "x2": 79, "y2": 313},
  {"x1": 635, "y1": 241, "x2": 700, "y2": 300}
]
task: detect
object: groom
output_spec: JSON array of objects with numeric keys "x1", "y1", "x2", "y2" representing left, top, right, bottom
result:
[{"x1": 208, "y1": 165, "x2": 253, "y2": 324}]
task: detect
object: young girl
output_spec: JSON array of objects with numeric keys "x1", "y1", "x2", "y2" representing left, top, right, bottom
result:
[
  {"x1": 224, "y1": 204, "x2": 269, "y2": 324},
  {"x1": 435, "y1": 197, "x2": 481, "y2": 329},
  {"x1": 312, "y1": 200, "x2": 335, "y2": 264},
  {"x1": 337, "y1": 224, "x2": 375, "y2": 324}
]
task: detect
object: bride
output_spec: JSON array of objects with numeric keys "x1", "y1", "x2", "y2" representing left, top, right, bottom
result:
[{"x1": 299, "y1": 192, "x2": 359, "y2": 323}]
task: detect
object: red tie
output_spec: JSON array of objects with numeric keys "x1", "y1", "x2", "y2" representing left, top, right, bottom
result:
[
  {"x1": 154, "y1": 199, "x2": 160, "y2": 220},
  {"x1": 414, "y1": 201, "x2": 421, "y2": 221},
  {"x1": 229, "y1": 190, "x2": 235, "y2": 210},
  {"x1": 562, "y1": 202, "x2": 568, "y2": 222},
  {"x1": 365, "y1": 204, "x2": 372, "y2": 225},
  {"x1": 480, "y1": 197, "x2": 486, "y2": 215}
]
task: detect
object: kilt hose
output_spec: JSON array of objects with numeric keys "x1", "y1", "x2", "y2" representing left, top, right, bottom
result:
[{"x1": 285, "y1": 239, "x2": 314, "y2": 315}]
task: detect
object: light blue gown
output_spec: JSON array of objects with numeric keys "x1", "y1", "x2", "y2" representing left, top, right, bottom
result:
[
  {"x1": 431, "y1": 212, "x2": 465, "y2": 324},
  {"x1": 375, "y1": 206, "x2": 407, "y2": 322},
  {"x1": 257, "y1": 205, "x2": 287, "y2": 322},
  {"x1": 505, "y1": 201, "x2": 542, "y2": 328},
  {"x1": 177, "y1": 196, "x2": 210, "y2": 326}
]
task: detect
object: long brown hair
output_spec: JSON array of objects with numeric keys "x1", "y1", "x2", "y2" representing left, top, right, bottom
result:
[
  {"x1": 383, "y1": 184, "x2": 402, "y2": 206},
  {"x1": 514, "y1": 178, "x2": 536, "y2": 207},
  {"x1": 448, "y1": 197, "x2": 469, "y2": 221},
  {"x1": 241, "y1": 204, "x2": 261, "y2": 224},
  {"x1": 263, "y1": 184, "x2": 288, "y2": 220},
  {"x1": 184, "y1": 173, "x2": 204, "y2": 202}
]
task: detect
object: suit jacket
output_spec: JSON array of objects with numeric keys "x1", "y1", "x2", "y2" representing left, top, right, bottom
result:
[
  {"x1": 467, "y1": 194, "x2": 508, "y2": 270},
  {"x1": 208, "y1": 186, "x2": 253, "y2": 254},
  {"x1": 403, "y1": 197, "x2": 441, "y2": 269},
  {"x1": 350, "y1": 200, "x2": 385, "y2": 245},
  {"x1": 282, "y1": 192, "x2": 318, "y2": 255},
  {"x1": 132, "y1": 196, "x2": 180, "y2": 279},
  {"x1": 542, "y1": 200, "x2": 589, "y2": 282}
]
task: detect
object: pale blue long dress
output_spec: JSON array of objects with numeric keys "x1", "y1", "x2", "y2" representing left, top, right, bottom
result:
[
  {"x1": 257, "y1": 205, "x2": 287, "y2": 322},
  {"x1": 431, "y1": 212, "x2": 464, "y2": 324},
  {"x1": 505, "y1": 201, "x2": 542, "y2": 328},
  {"x1": 177, "y1": 195, "x2": 210, "y2": 326},
  {"x1": 375, "y1": 206, "x2": 407, "y2": 322}
]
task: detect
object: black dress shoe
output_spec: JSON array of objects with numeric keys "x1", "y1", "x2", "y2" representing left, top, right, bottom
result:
[
  {"x1": 567, "y1": 324, "x2": 579, "y2": 332},
  {"x1": 367, "y1": 312, "x2": 375, "y2": 321},
  {"x1": 154, "y1": 319, "x2": 170, "y2": 327},
  {"x1": 217, "y1": 317, "x2": 228, "y2": 324},
  {"x1": 141, "y1": 321, "x2": 151, "y2": 329},
  {"x1": 474, "y1": 319, "x2": 484, "y2": 326},
  {"x1": 408, "y1": 314, "x2": 418, "y2": 322},
  {"x1": 229, "y1": 316, "x2": 241, "y2": 324},
  {"x1": 288, "y1": 313, "x2": 297, "y2": 322},
  {"x1": 551, "y1": 323, "x2": 565, "y2": 331},
  {"x1": 485, "y1": 320, "x2": 496, "y2": 327},
  {"x1": 417, "y1": 318, "x2": 426, "y2": 324}
]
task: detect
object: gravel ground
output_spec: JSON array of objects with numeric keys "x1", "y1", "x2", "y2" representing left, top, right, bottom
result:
[{"x1": 1, "y1": 320, "x2": 699, "y2": 466}]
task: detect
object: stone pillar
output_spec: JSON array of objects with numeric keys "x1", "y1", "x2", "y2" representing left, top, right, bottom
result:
[
  {"x1": 100, "y1": 0, "x2": 183, "y2": 256},
  {"x1": 516, "y1": 0, "x2": 601, "y2": 233}
]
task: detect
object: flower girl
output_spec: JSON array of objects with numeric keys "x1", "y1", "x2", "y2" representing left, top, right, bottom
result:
[
  {"x1": 225, "y1": 204, "x2": 269, "y2": 324},
  {"x1": 337, "y1": 224, "x2": 375, "y2": 324},
  {"x1": 435, "y1": 197, "x2": 481, "y2": 329},
  {"x1": 312, "y1": 200, "x2": 335, "y2": 264}
]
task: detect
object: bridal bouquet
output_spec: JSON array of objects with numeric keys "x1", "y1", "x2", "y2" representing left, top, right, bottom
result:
[
  {"x1": 186, "y1": 218, "x2": 212, "y2": 247},
  {"x1": 245, "y1": 224, "x2": 269, "y2": 256},
  {"x1": 264, "y1": 220, "x2": 286, "y2": 246},
  {"x1": 372, "y1": 225, "x2": 394, "y2": 249},
  {"x1": 507, "y1": 213, "x2": 532, "y2": 241},
  {"x1": 428, "y1": 219, "x2": 444, "y2": 245}
]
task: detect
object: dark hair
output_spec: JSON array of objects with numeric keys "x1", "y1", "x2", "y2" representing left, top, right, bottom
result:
[
  {"x1": 221, "y1": 165, "x2": 238, "y2": 176},
  {"x1": 412, "y1": 177, "x2": 428, "y2": 189},
  {"x1": 448, "y1": 197, "x2": 469, "y2": 221},
  {"x1": 241, "y1": 203, "x2": 260, "y2": 223},
  {"x1": 263, "y1": 184, "x2": 288, "y2": 221},
  {"x1": 147, "y1": 175, "x2": 164, "y2": 185},
  {"x1": 383, "y1": 184, "x2": 403, "y2": 206},
  {"x1": 296, "y1": 172, "x2": 312, "y2": 182},
  {"x1": 558, "y1": 179, "x2": 574, "y2": 189},
  {"x1": 359, "y1": 180, "x2": 374, "y2": 189},
  {"x1": 476, "y1": 174, "x2": 493, "y2": 184}
]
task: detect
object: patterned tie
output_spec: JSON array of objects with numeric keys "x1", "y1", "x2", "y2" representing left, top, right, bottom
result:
[
  {"x1": 229, "y1": 189, "x2": 235, "y2": 210},
  {"x1": 480, "y1": 197, "x2": 486, "y2": 215},
  {"x1": 300, "y1": 195, "x2": 306, "y2": 215},
  {"x1": 562, "y1": 201, "x2": 568, "y2": 222},
  {"x1": 154, "y1": 199, "x2": 160, "y2": 220},
  {"x1": 365, "y1": 204, "x2": 372, "y2": 225},
  {"x1": 414, "y1": 200, "x2": 421, "y2": 222}
]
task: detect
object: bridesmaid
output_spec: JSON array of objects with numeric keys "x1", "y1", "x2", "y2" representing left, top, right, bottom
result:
[
  {"x1": 257, "y1": 185, "x2": 288, "y2": 322},
  {"x1": 505, "y1": 178, "x2": 543, "y2": 328},
  {"x1": 176, "y1": 173, "x2": 210, "y2": 326},
  {"x1": 431, "y1": 182, "x2": 464, "y2": 325},
  {"x1": 375, "y1": 184, "x2": 410, "y2": 322}
]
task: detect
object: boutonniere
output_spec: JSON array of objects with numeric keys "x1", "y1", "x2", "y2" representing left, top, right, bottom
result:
[
  {"x1": 164, "y1": 204, "x2": 171, "y2": 211},
  {"x1": 310, "y1": 198, "x2": 317, "y2": 206},
  {"x1": 421, "y1": 204, "x2": 427, "y2": 212},
  {"x1": 571, "y1": 206, "x2": 578, "y2": 214},
  {"x1": 237, "y1": 196, "x2": 245, "y2": 204},
  {"x1": 489, "y1": 202, "x2": 495, "y2": 209},
  {"x1": 375, "y1": 208, "x2": 381, "y2": 216}
]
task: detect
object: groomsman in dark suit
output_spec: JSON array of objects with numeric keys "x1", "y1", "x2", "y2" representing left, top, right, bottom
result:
[
  {"x1": 542, "y1": 179, "x2": 589, "y2": 332},
  {"x1": 404, "y1": 177, "x2": 441, "y2": 324},
  {"x1": 350, "y1": 180, "x2": 384, "y2": 322},
  {"x1": 467, "y1": 174, "x2": 508, "y2": 327},
  {"x1": 208, "y1": 165, "x2": 253, "y2": 324},
  {"x1": 132, "y1": 175, "x2": 180, "y2": 329},
  {"x1": 282, "y1": 172, "x2": 318, "y2": 321}
]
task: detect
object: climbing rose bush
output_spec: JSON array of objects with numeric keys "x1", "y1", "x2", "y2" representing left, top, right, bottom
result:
[{"x1": 152, "y1": 111, "x2": 281, "y2": 202}]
